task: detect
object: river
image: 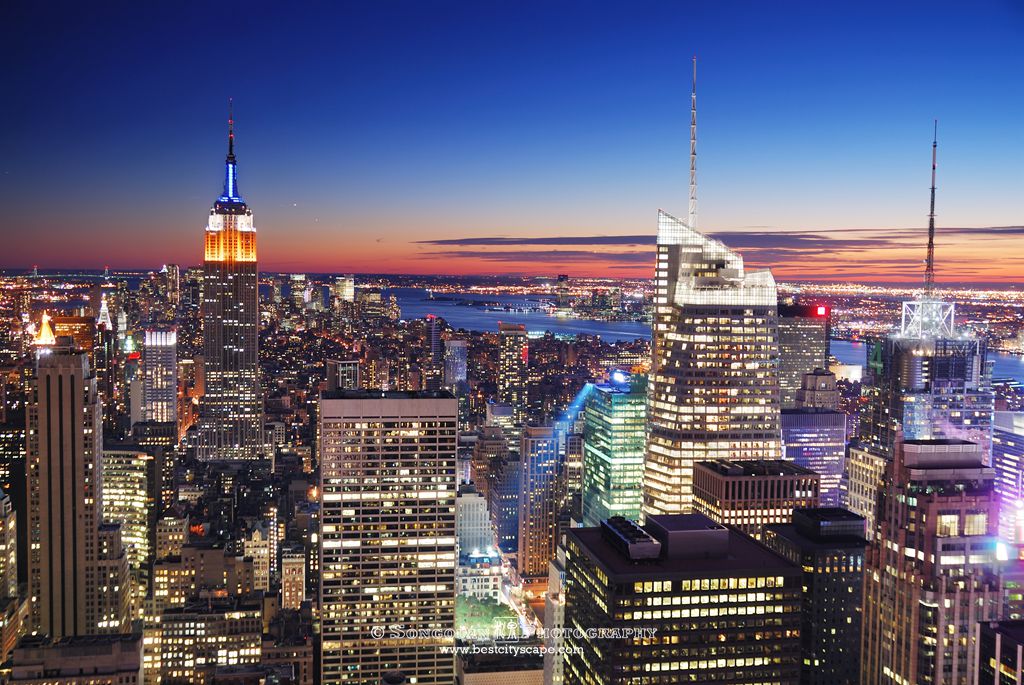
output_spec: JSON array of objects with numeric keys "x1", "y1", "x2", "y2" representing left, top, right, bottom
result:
[{"x1": 391, "y1": 288, "x2": 1024, "y2": 383}]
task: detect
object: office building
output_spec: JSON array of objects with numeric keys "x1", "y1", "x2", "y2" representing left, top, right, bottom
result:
[
  {"x1": 781, "y1": 407, "x2": 847, "y2": 507},
  {"x1": 861, "y1": 438, "x2": 1002, "y2": 685},
  {"x1": 994, "y1": 412, "x2": 1024, "y2": 542},
  {"x1": 27, "y1": 344, "x2": 130, "y2": 637},
  {"x1": 764, "y1": 508, "x2": 867, "y2": 685},
  {"x1": 159, "y1": 597, "x2": 262, "y2": 684},
  {"x1": 581, "y1": 373, "x2": 646, "y2": 527},
  {"x1": 319, "y1": 390, "x2": 458, "y2": 685},
  {"x1": 0, "y1": 491, "x2": 15, "y2": 599},
  {"x1": 692, "y1": 459, "x2": 820, "y2": 539},
  {"x1": 444, "y1": 339, "x2": 468, "y2": 389},
  {"x1": 562, "y1": 514, "x2": 802, "y2": 684},
  {"x1": 859, "y1": 307, "x2": 993, "y2": 461},
  {"x1": 645, "y1": 210, "x2": 780, "y2": 515},
  {"x1": 456, "y1": 483, "x2": 491, "y2": 555},
  {"x1": 778, "y1": 303, "x2": 830, "y2": 408},
  {"x1": 101, "y1": 448, "x2": 157, "y2": 603},
  {"x1": 498, "y1": 323, "x2": 528, "y2": 423},
  {"x1": 518, "y1": 426, "x2": 564, "y2": 582},
  {"x1": 243, "y1": 522, "x2": 272, "y2": 593},
  {"x1": 795, "y1": 367, "x2": 841, "y2": 411},
  {"x1": 470, "y1": 425, "x2": 508, "y2": 501},
  {"x1": 843, "y1": 445, "x2": 887, "y2": 539},
  {"x1": 290, "y1": 274, "x2": 308, "y2": 310},
  {"x1": 197, "y1": 110, "x2": 263, "y2": 461},
  {"x1": 488, "y1": 449, "x2": 521, "y2": 556},
  {"x1": 9, "y1": 633, "x2": 143, "y2": 685},
  {"x1": 978, "y1": 621, "x2": 1024, "y2": 685},
  {"x1": 141, "y1": 328, "x2": 177, "y2": 426},
  {"x1": 325, "y1": 359, "x2": 360, "y2": 391},
  {"x1": 333, "y1": 275, "x2": 355, "y2": 303}
]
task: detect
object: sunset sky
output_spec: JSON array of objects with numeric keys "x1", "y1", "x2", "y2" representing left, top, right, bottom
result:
[{"x1": 1, "y1": 1, "x2": 1022, "y2": 283}]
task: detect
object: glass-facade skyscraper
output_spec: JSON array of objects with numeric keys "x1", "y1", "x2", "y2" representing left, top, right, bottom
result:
[
  {"x1": 644, "y1": 210, "x2": 781, "y2": 515},
  {"x1": 581, "y1": 373, "x2": 646, "y2": 526},
  {"x1": 777, "y1": 303, "x2": 830, "y2": 408},
  {"x1": 197, "y1": 111, "x2": 263, "y2": 461}
]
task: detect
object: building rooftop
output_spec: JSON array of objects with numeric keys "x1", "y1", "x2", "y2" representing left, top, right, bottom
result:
[
  {"x1": 695, "y1": 459, "x2": 817, "y2": 478},
  {"x1": 569, "y1": 513, "x2": 796, "y2": 581},
  {"x1": 321, "y1": 389, "x2": 455, "y2": 401}
]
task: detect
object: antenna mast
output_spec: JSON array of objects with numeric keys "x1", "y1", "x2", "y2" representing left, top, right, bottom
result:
[
  {"x1": 688, "y1": 56, "x2": 697, "y2": 230},
  {"x1": 924, "y1": 119, "x2": 937, "y2": 296}
]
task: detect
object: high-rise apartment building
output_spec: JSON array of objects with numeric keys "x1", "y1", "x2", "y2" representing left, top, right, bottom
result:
[
  {"x1": 197, "y1": 110, "x2": 263, "y2": 461},
  {"x1": 581, "y1": 373, "x2": 646, "y2": 526},
  {"x1": 764, "y1": 508, "x2": 867, "y2": 685},
  {"x1": 994, "y1": 412, "x2": 1024, "y2": 543},
  {"x1": 778, "y1": 303, "x2": 830, "y2": 408},
  {"x1": 518, "y1": 425, "x2": 564, "y2": 582},
  {"x1": 498, "y1": 323, "x2": 528, "y2": 423},
  {"x1": 861, "y1": 438, "x2": 1002, "y2": 685},
  {"x1": 645, "y1": 210, "x2": 780, "y2": 515},
  {"x1": 141, "y1": 328, "x2": 177, "y2": 427},
  {"x1": 27, "y1": 345, "x2": 130, "y2": 637},
  {"x1": 319, "y1": 390, "x2": 458, "y2": 685},
  {"x1": 562, "y1": 514, "x2": 802, "y2": 685},
  {"x1": 692, "y1": 459, "x2": 820, "y2": 539}
]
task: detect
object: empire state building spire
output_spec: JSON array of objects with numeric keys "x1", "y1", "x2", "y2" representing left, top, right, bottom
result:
[{"x1": 218, "y1": 98, "x2": 243, "y2": 206}]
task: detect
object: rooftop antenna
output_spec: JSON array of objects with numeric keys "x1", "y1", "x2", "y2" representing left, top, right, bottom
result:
[
  {"x1": 924, "y1": 119, "x2": 937, "y2": 296},
  {"x1": 227, "y1": 97, "x2": 235, "y2": 161},
  {"x1": 688, "y1": 56, "x2": 698, "y2": 231}
]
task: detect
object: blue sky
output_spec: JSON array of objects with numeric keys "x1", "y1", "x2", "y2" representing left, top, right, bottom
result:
[{"x1": 1, "y1": 0, "x2": 1022, "y2": 281}]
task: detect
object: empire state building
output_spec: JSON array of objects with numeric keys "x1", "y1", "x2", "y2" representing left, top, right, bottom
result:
[{"x1": 197, "y1": 106, "x2": 263, "y2": 460}]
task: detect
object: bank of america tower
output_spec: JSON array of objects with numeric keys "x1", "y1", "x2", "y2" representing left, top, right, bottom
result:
[{"x1": 643, "y1": 61, "x2": 782, "y2": 514}]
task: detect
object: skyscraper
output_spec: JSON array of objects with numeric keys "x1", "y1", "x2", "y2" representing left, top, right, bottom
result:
[
  {"x1": 581, "y1": 373, "x2": 646, "y2": 526},
  {"x1": 778, "y1": 303, "x2": 830, "y2": 408},
  {"x1": 518, "y1": 425, "x2": 564, "y2": 583},
  {"x1": 0, "y1": 491, "x2": 16, "y2": 599},
  {"x1": 993, "y1": 412, "x2": 1024, "y2": 542},
  {"x1": 100, "y1": 448, "x2": 157, "y2": 606},
  {"x1": 861, "y1": 438, "x2": 1002, "y2": 684},
  {"x1": 319, "y1": 390, "x2": 457, "y2": 685},
  {"x1": 782, "y1": 372, "x2": 847, "y2": 507},
  {"x1": 141, "y1": 327, "x2": 177, "y2": 427},
  {"x1": 644, "y1": 210, "x2": 781, "y2": 515},
  {"x1": 27, "y1": 344, "x2": 130, "y2": 637},
  {"x1": 498, "y1": 323, "x2": 528, "y2": 423},
  {"x1": 764, "y1": 508, "x2": 867, "y2": 685},
  {"x1": 562, "y1": 514, "x2": 802, "y2": 685},
  {"x1": 859, "y1": 128, "x2": 993, "y2": 462},
  {"x1": 644, "y1": 61, "x2": 780, "y2": 515},
  {"x1": 197, "y1": 106, "x2": 263, "y2": 461},
  {"x1": 443, "y1": 339, "x2": 468, "y2": 389}
]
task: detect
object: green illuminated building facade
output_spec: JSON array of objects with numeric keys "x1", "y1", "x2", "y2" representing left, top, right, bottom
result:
[{"x1": 582, "y1": 374, "x2": 646, "y2": 527}]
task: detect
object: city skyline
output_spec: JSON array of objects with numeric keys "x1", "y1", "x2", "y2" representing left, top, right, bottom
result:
[{"x1": 2, "y1": 2, "x2": 1023, "y2": 283}]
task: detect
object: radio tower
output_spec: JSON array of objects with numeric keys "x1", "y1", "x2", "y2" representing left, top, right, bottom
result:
[
  {"x1": 924, "y1": 119, "x2": 937, "y2": 296},
  {"x1": 688, "y1": 56, "x2": 698, "y2": 230}
]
